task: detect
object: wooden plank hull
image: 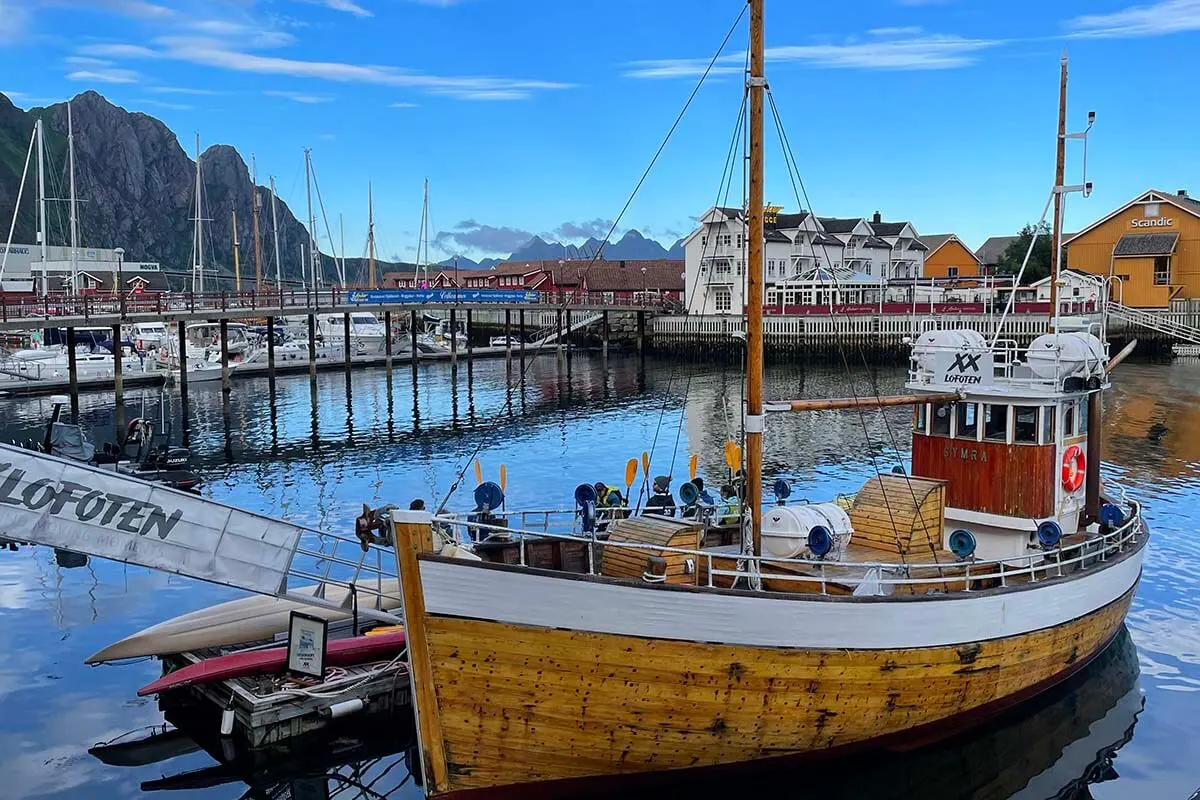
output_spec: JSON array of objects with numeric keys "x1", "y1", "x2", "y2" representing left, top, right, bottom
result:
[
  {"x1": 390, "y1": 509, "x2": 1148, "y2": 797},
  {"x1": 420, "y1": 587, "x2": 1133, "y2": 795}
]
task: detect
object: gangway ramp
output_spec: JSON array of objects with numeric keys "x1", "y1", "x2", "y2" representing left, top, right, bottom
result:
[{"x1": 1108, "y1": 302, "x2": 1200, "y2": 345}]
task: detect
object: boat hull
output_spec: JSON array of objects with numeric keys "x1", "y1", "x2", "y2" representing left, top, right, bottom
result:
[{"x1": 395, "y1": 520, "x2": 1146, "y2": 797}]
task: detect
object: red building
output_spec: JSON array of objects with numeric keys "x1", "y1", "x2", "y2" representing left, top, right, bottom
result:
[{"x1": 383, "y1": 259, "x2": 684, "y2": 303}]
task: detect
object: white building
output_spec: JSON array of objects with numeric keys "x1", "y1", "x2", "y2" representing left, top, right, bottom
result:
[
  {"x1": 683, "y1": 206, "x2": 928, "y2": 314},
  {"x1": 1022, "y1": 269, "x2": 1104, "y2": 313},
  {"x1": 0, "y1": 243, "x2": 163, "y2": 294}
]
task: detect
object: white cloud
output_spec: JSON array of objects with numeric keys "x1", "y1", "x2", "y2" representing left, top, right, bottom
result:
[
  {"x1": 301, "y1": 0, "x2": 373, "y2": 17},
  {"x1": 626, "y1": 31, "x2": 1000, "y2": 78},
  {"x1": 147, "y1": 85, "x2": 218, "y2": 95},
  {"x1": 64, "y1": 55, "x2": 114, "y2": 67},
  {"x1": 390, "y1": 101, "x2": 418, "y2": 107},
  {"x1": 79, "y1": 36, "x2": 574, "y2": 100},
  {"x1": 265, "y1": 89, "x2": 332, "y2": 103},
  {"x1": 317, "y1": 132, "x2": 336, "y2": 139},
  {"x1": 869, "y1": 26, "x2": 924, "y2": 36},
  {"x1": 0, "y1": 0, "x2": 32, "y2": 44},
  {"x1": 66, "y1": 67, "x2": 140, "y2": 83},
  {"x1": 138, "y1": 98, "x2": 192, "y2": 110},
  {"x1": 1065, "y1": 0, "x2": 1200, "y2": 38},
  {"x1": 1, "y1": 90, "x2": 27, "y2": 100}
]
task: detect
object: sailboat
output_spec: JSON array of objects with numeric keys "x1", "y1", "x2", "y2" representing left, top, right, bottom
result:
[{"x1": 387, "y1": 3, "x2": 1148, "y2": 797}]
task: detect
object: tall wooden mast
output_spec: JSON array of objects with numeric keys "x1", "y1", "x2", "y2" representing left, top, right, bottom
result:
[
  {"x1": 368, "y1": 182, "x2": 377, "y2": 290},
  {"x1": 746, "y1": 0, "x2": 765, "y2": 556},
  {"x1": 1049, "y1": 52, "x2": 1067, "y2": 319},
  {"x1": 252, "y1": 155, "x2": 263, "y2": 293},
  {"x1": 232, "y1": 208, "x2": 241, "y2": 292}
]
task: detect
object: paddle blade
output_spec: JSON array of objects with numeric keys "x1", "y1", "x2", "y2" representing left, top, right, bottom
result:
[
  {"x1": 624, "y1": 458, "x2": 638, "y2": 490},
  {"x1": 723, "y1": 441, "x2": 736, "y2": 472},
  {"x1": 473, "y1": 459, "x2": 482, "y2": 485},
  {"x1": 499, "y1": 464, "x2": 507, "y2": 492},
  {"x1": 688, "y1": 453, "x2": 698, "y2": 480},
  {"x1": 641, "y1": 451, "x2": 650, "y2": 479}
]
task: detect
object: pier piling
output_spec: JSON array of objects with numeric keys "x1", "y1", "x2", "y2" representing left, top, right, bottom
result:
[
  {"x1": 177, "y1": 322, "x2": 189, "y2": 414},
  {"x1": 384, "y1": 311, "x2": 393, "y2": 375},
  {"x1": 343, "y1": 312, "x2": 352, "y2": 373},
  {"x1": 307, "y1": 314, "x2": 317, "y2": 384},
  {"x1": 637, "y1": 311, "x2": 646, "y2": 359},
  {"x1": 410, "y1": 310, "x2": 419, "y2": 368},
  {"x1": 449, "y1": 308, "x2": 458, "y2": 366},
  {"x1": 266, "y1": 316, "x2": 276, "y2": 384},
  {"x1": 566, "y1": 309, "x2": 573, "y2": 361},
  {"x1": 556, "y1": 309, "x2": 564, "y2": 360},
  {"x1": 601, "y1": 311, "x2": 609, "y2": 362},
  {"x1": 112, "y1": 323, "x2": 125, "y2": 442},
  {"x1": 519, "y1": 311, "x2": 526, "y2": 362},
  {"x1": 66, "y1": 327, "x2": 79, "y2": 418},
  {"x1": 220, "y1": 319, "x2": 231, "y2": 397},
  {"x1": 466, "y1": 309, "x2": 473, "y2": 366},
  {"x1": 504, "y1": 310, "x2": 512, "y2": 370}
]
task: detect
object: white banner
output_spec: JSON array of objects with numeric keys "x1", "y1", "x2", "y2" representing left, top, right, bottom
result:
[{"x1": 0, "y1": 443, "x2": 304, "y2": 596}]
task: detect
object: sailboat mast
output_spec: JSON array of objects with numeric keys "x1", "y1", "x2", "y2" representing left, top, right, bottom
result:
[
  {"x1": 35, "y1": 118, "x2": 46, "y2": 295},
  {"x1": 339, "y1": 212, "x2": 346, "y2": 287},
  {"x1": 194, "y1": 133, "x2": 204, "y2": 294},
  {"x1": 252, "y1": 154, "x2": 263, "y2": 293},
  {"x1": 1049, "y1": 52, "x2": 1068, "y2": 321},
  {"x1": 422, "y1": 178, "x2": 429, "y2": 287},
  {"x1": 304, "y1": 148, "x2": 317, "y2": 291},
  {"x1": 232, "y1": 208, "x2": 241, "y2": 293},
  {"x1": 270, "y1": 176, "x2": 282, "y2": 290},
  {"x1": 368, "y1": 182, "x2": 376, "y2": 290},
  {"x1": 745, "y1": 0, "x2": 766, "y2": 556},
  {"x1": 68, "y1": 102, "x2": 79, "y2": 294}
]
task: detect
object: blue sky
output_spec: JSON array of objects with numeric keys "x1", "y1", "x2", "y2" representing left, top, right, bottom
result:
[{"x1": 1, "y1": 0, "x2": 1198, "y2": 262}]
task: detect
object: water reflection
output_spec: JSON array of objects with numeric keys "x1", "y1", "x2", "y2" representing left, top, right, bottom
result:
[{"x1": 0, "y1": 355, "x2": 1197, "y2": 798}]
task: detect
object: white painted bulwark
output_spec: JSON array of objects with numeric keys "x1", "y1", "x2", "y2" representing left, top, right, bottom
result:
[{"x1": 418, "y1": 545, "x2": 1143, "y2": 650}]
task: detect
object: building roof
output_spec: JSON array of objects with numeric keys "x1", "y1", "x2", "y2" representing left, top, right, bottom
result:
[
  {"x1": 1113, "y1": 232, "x2": 1179, "y2": 257},
  {"x1": 818, "y1": 217, "x2": 862, "y2": 234},
  {"x1": 765, "y1": 229, "x2": 792, "y2": 243},
  {"x1": 1064, "y1": 189, "x2": 1200, "y2": 246},
  {"x1": 906, "y1": 239, "x2": 929, "y2": 252},
  {"x1": 869, "y1": 220, "x2": 911, "y2": 237},
  {"x1": 976, "y1": 236, "x2": 1019, "y2": 266},
  {"x1": 813, "y1": 232, "x2": 843, "y2": 247},
  {"x1": 771, "y1": 212, "x2": 810, "y2": 229},
  {"x1": 918, "y1": 234, "x2": 953, "y2": 255},
  {"x1": 1028, "y1": 268, "x2": 1100, "y2": 288},
  {"x1": 714, "y1": 206, "x2": 744, "y2": 220},
  {"x1": 583, "y1": 260, "x2": 685, "y2": 292}
]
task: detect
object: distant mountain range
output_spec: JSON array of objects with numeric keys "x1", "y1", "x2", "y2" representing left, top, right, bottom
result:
[{"x1": 438, "y1": 229, "x2": 685, "y2": 271}]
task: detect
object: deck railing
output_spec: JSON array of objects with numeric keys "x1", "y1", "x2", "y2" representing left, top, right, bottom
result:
[{"x1": 431, "y1": 499, "x2": 1143, "y2": 596}]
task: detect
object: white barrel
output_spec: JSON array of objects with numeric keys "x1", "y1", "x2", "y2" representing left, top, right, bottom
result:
[
  {"x1": 911, "y1": 329, "x2": 989, "y2": 373},
  {"x1": 761, "y1": 503, "x2": 853, "y2": 559},
  {"x1": 1026, "y1": 332, "x2": 1105, "y2": 380}
]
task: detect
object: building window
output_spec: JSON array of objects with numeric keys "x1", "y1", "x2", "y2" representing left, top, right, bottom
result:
[
  {"x1": 736, "y1": 234, "x2": 744, "y2": 248},
  {"x1": 714, "y1": 261, "x2": 731, "y2": 275},
  {"x1": 865, "y1": 264, "x2": 872, "y2": 276},
  {"x1": 720, "y1": 234, "x2": 732, "y2": 247},
  {"x1": 701, "y1": 235, "x2": 707, "y2": 247},
  {"x1": 1144, "y1": 203, "x2": 1161, "y2": 218},
  {"x1": 1154, "y1": 256, "x2": 1169, "y2": 285},
  {"x1": 714, "y1": 289, "x2": 732, "y2": 312},
  {"x1": 947, "y1": 267, "x2": 959, "y2": 278}
]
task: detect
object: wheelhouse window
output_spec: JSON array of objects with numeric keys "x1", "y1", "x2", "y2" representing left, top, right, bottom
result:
[
  {"x1": 915, "y1": 404, "x2": 928, "y2": 434},
  {"x1": 1078, "y1": 399, "x2": 1089, "y2": 433},
  {"x1": 984, "y1": 404, "x2": 1008, "y2": 442},
  {"x1": 955, "y1": 402, "x2": 978, "y2": 439},
  {"x1": 930, "y1": 403, "x2": 952, "y2": 436},
  {"x1": 1063, "y1": 401, "x2": 1077, "y2": 437},
  {"x1": 1013, "y1": 406, "x2": 1039, "y2": 444},
  {"x1": 1042, "y1": 406, "x2": 1056, "y2": 445}
]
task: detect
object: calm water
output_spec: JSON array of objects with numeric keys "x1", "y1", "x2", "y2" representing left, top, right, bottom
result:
[{"x1": 0, "y1": 352, "x2": 1198, "y2": 799}]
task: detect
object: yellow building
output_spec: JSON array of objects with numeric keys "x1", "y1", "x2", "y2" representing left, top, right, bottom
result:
[
  {"x1": 1065, "y1": 189, "x2": 1200, "y2": 308},
  {"x1": 919, "y1": 234, "x2": 982, "y2": 279}
]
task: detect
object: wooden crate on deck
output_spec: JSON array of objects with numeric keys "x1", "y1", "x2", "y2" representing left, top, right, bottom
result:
[
  {"x1": 599, "y1": 515, "x2": 703, "y2": 585},
  {"x1": 849, "y1": 474, "x2": 947, "y2": 556}
]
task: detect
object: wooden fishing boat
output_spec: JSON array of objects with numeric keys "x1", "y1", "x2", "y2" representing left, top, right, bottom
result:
[{"x1": 387, "y1": 3, "x2": 1148, "y2": 796}]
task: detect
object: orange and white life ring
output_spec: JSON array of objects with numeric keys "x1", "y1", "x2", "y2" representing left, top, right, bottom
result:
[{"x1": 1062, "y1": 445, "x2": 1086, "y2": 492}]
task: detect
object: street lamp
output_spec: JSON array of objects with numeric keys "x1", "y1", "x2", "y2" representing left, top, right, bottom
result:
[
  {"x1": 114, "y1": 247, "x2": 125, "y2": 316},
  {"x1": 641, "y1": 266, "x2": 647, "y2": 304}
]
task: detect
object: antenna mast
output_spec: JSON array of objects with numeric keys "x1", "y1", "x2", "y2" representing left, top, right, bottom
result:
[
  {"x1": 36, "y1": 118, "x2": 47, "y2": 295},
  {"x1": 1049, "y1": 52, "x2": 1068, "y2": 321},
  {"x1": 270, "y1": 176, "x2": 282, "y2": 290},
  {"x1": 368, "y1": 182, "x2": 376, "y2": 290},
  {"x1": 68, "y1": 102, "x2": 79, "y2": 295},
  {"x1": 193, "y1": 133, "x2": 204, "y2": 294}
]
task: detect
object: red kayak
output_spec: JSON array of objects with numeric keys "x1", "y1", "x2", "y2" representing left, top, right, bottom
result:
[{"x1": 137, "y1": 629, "x2": 406, "y2": 696}]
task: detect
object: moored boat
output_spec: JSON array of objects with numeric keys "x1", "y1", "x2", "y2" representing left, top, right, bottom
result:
[{"x1": 386, "y1": 3, "x2": 1149, "y2": 796}]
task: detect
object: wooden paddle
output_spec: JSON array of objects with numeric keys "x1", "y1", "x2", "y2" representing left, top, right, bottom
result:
[{"x1": 688, "y1": 453, "x2": 698, "y2": 481}]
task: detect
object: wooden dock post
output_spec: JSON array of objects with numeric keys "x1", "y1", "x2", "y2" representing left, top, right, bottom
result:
[
  {"x1": 343, "y1": 312, "x2": 352, "y2": 374},
  {"x1": 504, "y1": 310, "x2": 512, "y2": 369},
  {"x1": 307, "y1": 314, "x2": 317, "y2": 384},
  {"x1": 177, "y1": 321, "x2": 190, "y2": 413},
  {"x1": 266, "y1": 316, "x2": 276, "y2": 384},
  {"x1": 384, "y1": 310, "x2": 393, "y2": 375},
  {"x1": 465, "y1": 309, "x2": 473, "y2": 366},
  {"x1": 637, "y1": 311, "x2": 646, "y2": 358},
  {"x1": 519, "y1": 310, "x2": 526, "y2": 362},
  {"x1": 601, "y1": 311, "x2": 609, "y2": 362},
  {"x1": 66, "y1": 327, "x2": 79, "y2": 418},
  {"x1": 556, "y1": 309, "x2": 564, "y2": 360},
  {"x1": 449, "y1": 308, "x2": 458, "y2": 366},
  {"x1": 220, "y1": 319, "x2": 231, "y2": 397},
  {"x1": 565, "y1": 309, "x2": 572, "y2": 360},
  {"x1": 410, "y1": 310, "x2": 419, "y2": 374},
  {"x1": 112, "y1": 323, "x2": 125, "y2": 441}
]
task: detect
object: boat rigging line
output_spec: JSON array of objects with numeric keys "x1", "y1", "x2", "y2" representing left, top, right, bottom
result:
[{"x1": 434, "y1": 3, "x2": 749, "y2": 515}]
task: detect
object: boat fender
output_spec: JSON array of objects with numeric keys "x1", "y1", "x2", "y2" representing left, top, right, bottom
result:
[
  {"x1": 1062, "y1": 445, "x2": 1086, "y2": 492},
  {"x1": 807, "y1": 526, "x2": 834, "y2": 559},
  {"x1": 948, "y1": 529, "x2": 976, "y2": 560},
  {"x1": 1037, "y1": 520, "x2": 1063, "y2": 550},
  {"x1": 1099, "y1": 503, "x2": 1125, "y2": 529}
]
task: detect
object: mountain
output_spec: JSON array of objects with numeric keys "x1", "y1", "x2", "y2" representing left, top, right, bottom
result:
[
  {"x1": 485, "y1": 229, "x2": 684, "y2": 266},
  {"x1": 0, "y1": 90, "x2": 375, "y2": 288},
  {"x1": 667, "y1": 237, "x2": 686, "y2": 259}
]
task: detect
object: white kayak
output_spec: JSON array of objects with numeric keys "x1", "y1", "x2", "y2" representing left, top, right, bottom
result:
[{"x1": 86, "y1": 580, "x2": 402, "y2": 664}]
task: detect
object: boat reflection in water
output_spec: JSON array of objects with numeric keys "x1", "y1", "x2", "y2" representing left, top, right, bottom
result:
[{"x1": 86, "y1": 628, "x2": 1140, "y2": 799}]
